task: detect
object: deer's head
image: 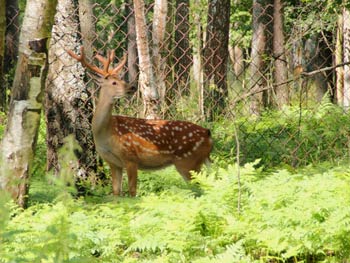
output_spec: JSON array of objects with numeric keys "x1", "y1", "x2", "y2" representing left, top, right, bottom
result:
[{"x1": 68, "y1": 47, "x2": 136, "y2": 100}]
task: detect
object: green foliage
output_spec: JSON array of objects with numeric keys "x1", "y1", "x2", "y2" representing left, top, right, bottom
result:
[
  {"x1": 2, "y1": 157, "x2": 350, "y2": 262},
  {"x1": 214, "y1": 101, "x2": 350, "y2": 168},
  {"x1": 135, "y1": 168, "x2": 189, "y2": 196},
  {"x1": 240, "y1": 168, "x2": 350, "y2": 260},
  {"x1": 284, "y1": 0, "x2": 341, "y2": 36},
  {"x1": 93, "y1": 0, "x2": 128, "y2": 58},
  {"x1": 2, "y1": 0, "x2": 350, "y2": 260},
  {"x1": 31, "y1": 118, "x2": 47, "y2": 176},
  {"x1": 229, "y1": 0, "x2": 252, "y2": 48},
  {"x1": 0, "y1": 111, "x2": 5, "y2": 139},
  {"x1": 2, "y1": 100, "x2": 350, "y2": 262}
]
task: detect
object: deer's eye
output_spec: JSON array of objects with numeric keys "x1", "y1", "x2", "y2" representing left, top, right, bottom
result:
[{"x1": 112, "y1": 81, "x2": 117, "y2": 85}]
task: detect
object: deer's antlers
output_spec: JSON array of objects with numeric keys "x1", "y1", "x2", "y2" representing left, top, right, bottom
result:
[{"x1": 67, "y1": 46, "x2": 127, "y2": 78}]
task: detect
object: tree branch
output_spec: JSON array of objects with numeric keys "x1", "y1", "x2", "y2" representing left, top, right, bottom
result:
[
  {"x1": 233, "y1": 61, "x2": 350, "y2": 105},
  {"x1": 301, "y1": 61, "x2": 350, "y2": 76}
]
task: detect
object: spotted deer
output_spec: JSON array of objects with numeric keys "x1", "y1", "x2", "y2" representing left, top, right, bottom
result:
[{"x1": 67, "y1": 47, "x2": 213, "y2": 196}]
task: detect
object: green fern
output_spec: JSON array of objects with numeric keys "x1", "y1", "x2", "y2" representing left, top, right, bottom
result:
[{"x1": 193, "y1": 241, "x2": 253, "y2": 263}]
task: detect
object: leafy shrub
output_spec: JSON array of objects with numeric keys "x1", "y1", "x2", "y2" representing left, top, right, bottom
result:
[
  {"x1": 2, "y1": 101, "x2": 350, "y2": 262},
  {"x1": 2, "y1": 159, "x2": 350, "y2": 262},
  {"x1": 213, "y1": 101, "x2": 350, "y2": 168},
  {"x1": 239, "y1": 167, "x2": 350, "y2": 261}
]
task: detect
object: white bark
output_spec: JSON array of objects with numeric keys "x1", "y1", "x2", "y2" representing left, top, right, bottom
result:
[
  {"x1": 229, "y1": 44, "x2": 244, "y2": 78},
  {"x1": 0, "y1": 0, "x2": 5, "y2": 109},
  {"x1": 152, "y1": 0, "x2": 167, "y2": 102},
  {"x1": 273, "y1": 0, "x2": 288, "y2": 107},
  {"x1": 133, "y1": 0, "x2": 159, "y2": 118},
  {"x1": 192, "y1": 5, "x2": 204, "y2": 118},
  {"x1": 0, "y1": 0, "x2": 57, "y2": 207},
  {"x1": 48, "y1": 0, "x2": 85, "y2": 104},
  {"x1": 343, "y1": 8, "x2": 350, "y2": 110},
  {"x1": 336, "y1": 12, "x2": 344, "y2": 106},
  {"x1": 152, "y1": 0, "x2": 168, "y2": 45},
  {"x1": 46, "y1": 0, "x2": 93, "y2": 177}
]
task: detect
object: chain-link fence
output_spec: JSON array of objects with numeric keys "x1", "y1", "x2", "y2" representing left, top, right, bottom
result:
[{"x1": 2, "y1": 0, "x2": 349, "y2": 174}]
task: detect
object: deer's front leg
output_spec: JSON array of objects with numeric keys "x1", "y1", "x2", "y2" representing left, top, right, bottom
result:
[
  {"x1": 110, "y1": 165, "x2": 123, "y2": 196},
  {"x1": 126, "y1": 162, "x2": 138, "y2": 197}
]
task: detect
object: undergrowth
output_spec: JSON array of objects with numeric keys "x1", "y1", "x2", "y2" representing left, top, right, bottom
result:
[
  {"x1": 1, "y1": 161, "x2": 350, "y2": 262},
  {"x1": 2, "y1": 102, "x2": 350, "y2": 262},
  {"x1": 214, "y1": 101, "x2": 350, "y2": 168}
]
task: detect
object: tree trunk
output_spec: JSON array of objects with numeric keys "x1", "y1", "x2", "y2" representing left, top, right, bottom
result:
[
  {"x1": 0, "y1": 0, "x2": 5, "y2": 111},
  {"x1": 229, "y1": 44, "x2": 244, "y2": 78},
  {"x1": 249, "y1": 0, "x2": 273, "y2": 115},
  {"x1": 335, "y1": 10, "x2": 344, "y2": 106},
  {"x1": 126, "y1": 0, "x2": 139, "y2": 88},
  {"x1": 0, "y1": 0, "x2": 57, "y2": 207},
  {"x1": 304, "y1": 33, "x2": 334, "y2": 102},
  {"x1": 45, "y1": 0, "x2": 96, "y2": 188},
  {"x1": 152, "y1": 0, "x2": 168, "y2": 105},
  {"x1": 174, "y1": 0, "x2": 191, "y2": 95},
  {"x1": 343, "y1": 8, "x2": 350, "y2": 109},
  {"x1": 133, "y1": 0, "x2": 160, "y2": 119},
  {"x1": 78, "y1": 0, "x2": 94, "y2": 59},
  {"x1": 192, "y1": 0, "x2": 204, "y2": 119},
  {"x1": 229, "y1": 0, "x2": 244, "y2": 79},
  {"x1": 77, "y1": 0, "x2": 96, "y2": 104},
  {"x1": 45, "y1": 0, "x2": 96, "y2": 177},
  {"x1": 273, "y1": 0, "x2": 289, "y2": 108},
  {"x1": 203, "y1": 0, "x2": 230, "y2": 120}
]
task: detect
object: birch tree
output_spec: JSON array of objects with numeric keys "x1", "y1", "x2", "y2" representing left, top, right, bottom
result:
[
  {"x1": 249, "y1": 0, "x2": 273, "y2": 115},
  {"x1": 335, "y1": 7, "x2": 350, "y2": 109},
  {"x1": 152, "y1": 0, "x2": 168, "y2": 103},
  {"x1": 343, "y1": 7, "x2": 350, "y2": 109},
  {"x1": 273, "y1": 0, "x2": 289, "y2": 108},
  {"x1": 45, "y1": 0, "x2": 96, "y2": 186},
  {"x1": 335, "y1": 9, "x2": 344, "y2": 106},
  {"x1": 192, "y1": 0, "x2": 205, "y2": 118},
  {"x1": 0, "y1": 0, "x2": 58, "y2": 207},
  {"x1": 229, "y1": 41, "x2": 244, "y2": 78},
  {"x1": 0, "y1": 0, "x2": 5, "y2": 111},
  {"x1": 133, "y1": 0, "x2": 160, "y2": 118}
]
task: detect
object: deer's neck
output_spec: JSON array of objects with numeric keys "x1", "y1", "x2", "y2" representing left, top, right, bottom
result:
[{"x1": 92, "y1": 89, "x2": 115, "y2": 137}]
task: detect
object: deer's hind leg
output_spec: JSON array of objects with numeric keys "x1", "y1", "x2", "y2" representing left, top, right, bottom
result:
[
  {"x1": 110, "y1": 165, "x2": 123, "y2": 196},
  {"x1": 126, "y1": 162, "x2": 138, "y2": 197},
  {"x1": 174, "y1": 159, "x2": 204, "y2": 181}
]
